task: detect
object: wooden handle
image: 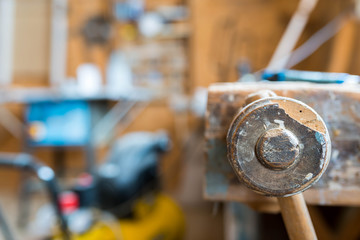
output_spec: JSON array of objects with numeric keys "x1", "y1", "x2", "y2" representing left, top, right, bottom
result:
[{"x1": 278, "y1": 193, "x2": 317, "y2": 240}]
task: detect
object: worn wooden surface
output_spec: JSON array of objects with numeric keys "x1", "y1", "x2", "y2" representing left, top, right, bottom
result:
[{"x1": 205, "y1": 82, "x2": 360, "y2": 206}]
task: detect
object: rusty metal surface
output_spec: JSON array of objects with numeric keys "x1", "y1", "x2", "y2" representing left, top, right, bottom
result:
[
  {"x1": 205, "y1": 82, "x2": 360, "y2": 205},
  {"x1": 227, "y1": 97, "x2": 331, "y2": 197}
]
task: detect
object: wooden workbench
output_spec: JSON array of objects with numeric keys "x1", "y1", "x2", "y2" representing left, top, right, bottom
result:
[{"x1": 205, "y1": 82, "x2": 360, "y2": 207}]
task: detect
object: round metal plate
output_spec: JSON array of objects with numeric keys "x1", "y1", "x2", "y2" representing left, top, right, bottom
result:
[{"x1": 227, "y1": 97, "x2": 331, "y2": 197}]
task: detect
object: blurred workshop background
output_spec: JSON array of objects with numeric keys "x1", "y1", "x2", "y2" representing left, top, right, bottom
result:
[{"x1": 0, "y1": 0, "x2": 359, "y2": 239}]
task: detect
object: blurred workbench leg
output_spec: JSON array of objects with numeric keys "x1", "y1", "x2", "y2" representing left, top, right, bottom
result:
[
  {"x1": 308, "y1": 206, "x2": 334, "y2": 240},
  {"x1": 336, "y1": 207, "x2": 360, "y2": 240},
  {"x1": 224, "y1": 202, "x2": 259, "y2": 240}
]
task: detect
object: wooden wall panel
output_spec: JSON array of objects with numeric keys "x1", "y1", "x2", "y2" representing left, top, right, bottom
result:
[
  {"x1": 13, "y1": 0, "x2": 51, "y2": 85},
  {"x1": 190, "y1": 0, "x2": 353, "y2": 88}
]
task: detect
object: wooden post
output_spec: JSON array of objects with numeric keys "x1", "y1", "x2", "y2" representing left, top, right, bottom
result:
[{"x1": 327, "y1": 17, "x2": 356, "y2": 72}]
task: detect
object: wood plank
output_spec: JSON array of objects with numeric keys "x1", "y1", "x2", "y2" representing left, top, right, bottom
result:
[{"x1": 328, "y1": 17, "x2": 357, "y2": 72}]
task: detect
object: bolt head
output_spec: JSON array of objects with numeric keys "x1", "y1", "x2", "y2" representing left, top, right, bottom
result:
[{"x1": 255, "y1": 128, "x2": 300, "y2": 170}]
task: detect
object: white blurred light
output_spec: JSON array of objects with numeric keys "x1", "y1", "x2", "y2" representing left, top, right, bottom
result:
[
  {"x1": 38, "y1": 166, "x2": 55, "y2": 181},
  {"x1": 138, "y1": 12, "x2": 164, "y2": 38},
  {"x1": 76, "y1": 64, "x2": 102, "y2": 96}
]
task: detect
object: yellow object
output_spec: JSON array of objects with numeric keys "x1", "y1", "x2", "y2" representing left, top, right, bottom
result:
[
  {"x1": 75, "y1": 223, "x2": 120, "y2": 240},
  {"x1": 118, "y1": 23, "x2": 137, "y2": 42},
  {"x1": 28, "y1": 121, "x2": 47, "y2": 141},
  {"x1": 54, "y1": 194, "x2": 184, "y2": 240},
  {"x1": 120, "y1": 194, "x2": 185, "y2": 240}
]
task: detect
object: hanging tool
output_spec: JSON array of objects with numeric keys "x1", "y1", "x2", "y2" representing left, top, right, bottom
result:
[{"x1": 227, "y1": 90, "x2": 331, "y2": 240}]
